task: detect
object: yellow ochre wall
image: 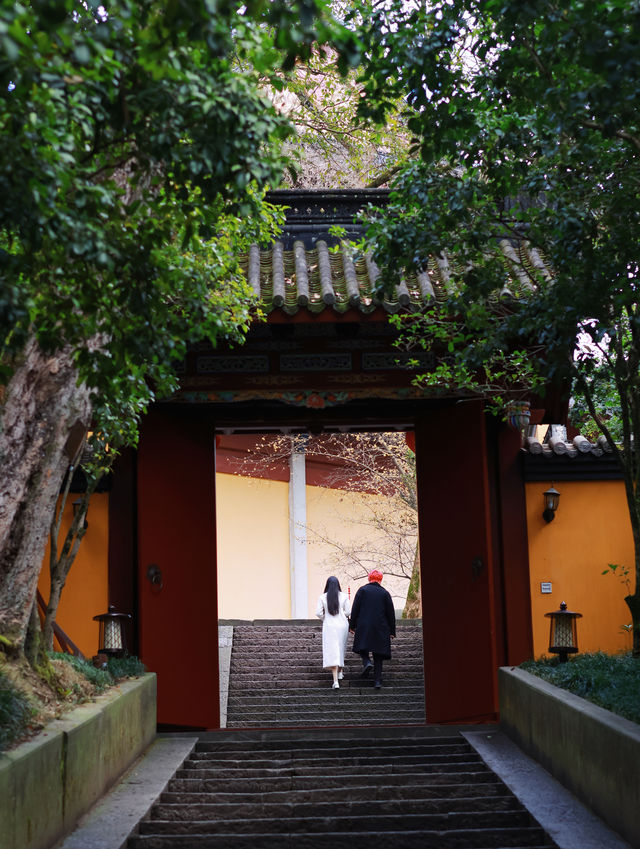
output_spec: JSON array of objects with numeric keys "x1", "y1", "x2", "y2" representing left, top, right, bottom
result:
[
  {"x1": 214, "y1": 474, "x2": 414, "y2": 619},
  {"x1": 215, "y1": 473, "x2": 291, "y2": 619},
  {"x1": 38, "y1": 493, "x2": 109, "y2": 658},
  {"x1": 526, "y1": 480, "x2": 634, "y2": 657}
]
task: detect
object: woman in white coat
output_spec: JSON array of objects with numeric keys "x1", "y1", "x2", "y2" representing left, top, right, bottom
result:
[{"x1": 315, "y1": 576, "x2": 351, "y2": 689}]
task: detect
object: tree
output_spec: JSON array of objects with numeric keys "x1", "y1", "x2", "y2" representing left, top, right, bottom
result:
[
  {"x1": 0, "y1": 0, "x2": 358, "y2": 659},
  {"x1": 354, "y1": 0, "x2": 640, "y2": 654},
  {"x1": 270, "y1": 46, "x2": 411, "y2": 188}
]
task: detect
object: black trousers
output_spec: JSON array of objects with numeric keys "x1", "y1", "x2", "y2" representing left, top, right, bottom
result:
[{"x1": 359, "y1": 650, "x2": 384, "y2": 681}]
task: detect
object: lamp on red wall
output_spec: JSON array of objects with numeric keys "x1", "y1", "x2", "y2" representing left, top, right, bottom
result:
[
  {"x1": 545, "y1": 601, "x2": 582, "y2": 662},
  {"x1": 93, "y1": 604, "x2": 131, "y2": 658}
]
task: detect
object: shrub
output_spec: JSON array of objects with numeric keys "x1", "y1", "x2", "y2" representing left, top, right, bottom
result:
[
  {"x1": 51, "y1": 652, "x2": 112, "y2": 693},
  {"x1": 0, "y1": 669, "x2": 35, "y2": 751},
  {"x1": 521, "y1": 652, "x2": 640, "y2": 725},
  {"x1": 107, "y1": 655, "x2": 146, "y2": 679}
]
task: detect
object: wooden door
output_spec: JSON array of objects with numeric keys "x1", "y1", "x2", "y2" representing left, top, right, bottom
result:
[
  {"x1": 415, "y1": 402, "x2": 499, "y2": 723},
  {"x1": 137, "y1": 409, "x2": 219, "y2": 728}
]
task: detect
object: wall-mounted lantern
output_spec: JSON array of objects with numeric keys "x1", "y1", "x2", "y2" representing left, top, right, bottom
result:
[
  {"x1": 505, "y1": 400, "x2": 531, "y2": 432},
  {"x1": 93, "y1": 604, "x2": 132, "y2": 658},
  {"x1": 542, "y1": 485, "x2": 561, "y2": 523},
  {"x1": 545, "y1": 601, "x2": 582, "y2": 662}
]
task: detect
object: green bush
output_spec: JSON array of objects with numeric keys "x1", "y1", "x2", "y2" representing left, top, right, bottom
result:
[
  {"x1": 52, "y1": 652, "x2": 146, "y2": 692},
  {"x1": 0, "y1": 669, "x2": 35, "y2": 751},
  {"x1": 521, "y1": 652, "x2": 640, "y2": 725},
  {"x1": 106, "y1": 655, "x2": 146, "y2": 679},
  {"x1": 51, "y1": 652, "x2": 112, "y2": 693}
]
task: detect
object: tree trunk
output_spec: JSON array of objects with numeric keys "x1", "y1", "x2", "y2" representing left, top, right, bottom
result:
[
  {"x1": 0, "y1": 336, "x2": 92, "y2": 654},
  {"x1": 402, "y1": 540, "x2": 422, "y2": 619},
  {"x1": 625, "y1": 592, "x2": 640, "y2": 657},
  {"x1": 43, "y1": 483, "x2": 91, "y2": 652}
]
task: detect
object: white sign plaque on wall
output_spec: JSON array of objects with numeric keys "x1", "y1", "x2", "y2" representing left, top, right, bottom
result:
[{"x1": 540, "y1": 582, "x2": 553, "y2": 594}]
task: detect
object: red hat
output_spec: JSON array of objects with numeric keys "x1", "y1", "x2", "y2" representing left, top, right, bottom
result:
[{"x1": 368, "y1": 570, "x2": 383, "y2": 583}]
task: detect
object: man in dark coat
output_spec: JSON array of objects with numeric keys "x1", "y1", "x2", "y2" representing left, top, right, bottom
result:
[{"x1": 349, "y1": 570, "x2": 396, "y2": 688}]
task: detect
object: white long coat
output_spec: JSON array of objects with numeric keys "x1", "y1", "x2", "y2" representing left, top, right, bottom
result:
[{"x1": 315, "y1": 591, "x2": 351, "y2": 668}]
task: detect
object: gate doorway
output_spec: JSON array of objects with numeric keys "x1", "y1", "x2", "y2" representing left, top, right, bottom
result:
[
  {"x1": 135, "y1": 398, "x2": 528, "y2": 730},
  {"x1": 215, "y1": 429, "x2": 424, "y2": 728}
]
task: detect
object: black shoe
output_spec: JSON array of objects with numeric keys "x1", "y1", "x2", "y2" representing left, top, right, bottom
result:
[
  {"x1": 374, "y1": 680, "x2": 382, "y2": 689},
  {"x1": 361, "y1": 661, "x2": 373, "y2": 678}
]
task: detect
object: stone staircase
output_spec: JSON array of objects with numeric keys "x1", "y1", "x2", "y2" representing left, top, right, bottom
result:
[
  {"x1": 128, "y1": 728, "x2": 558, "y2": 848},
  {"x1": 225, "y1": 620, "x2": 426, "y2": 728}
]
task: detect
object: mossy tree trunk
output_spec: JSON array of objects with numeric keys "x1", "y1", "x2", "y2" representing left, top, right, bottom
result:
[
  {"x1": 402, "y1": 541, "x2": 422, "y2": 619},
  {"x1": 0, "y1": 337, "x2": 91, "y2": 657}
]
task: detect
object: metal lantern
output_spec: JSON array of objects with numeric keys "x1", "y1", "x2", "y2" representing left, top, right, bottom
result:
[
  {"x1": 505, "y1": 400, "x2": 531, "y2": 432},
  {"x1": 93, "y1": 604, "x2": 132, "y2": 658},
  {"x1": 545, "y1": 601, "x2": 582, "y2": 662},
  {"x1": 542, "y1": 485, "x2": 561, "y2": 523}
]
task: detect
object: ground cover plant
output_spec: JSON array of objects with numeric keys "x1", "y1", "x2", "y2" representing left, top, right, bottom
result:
[
  {"x1": 521, "y1": 653, "x2": 640, "y2": 725},
  {"x1": 0, "y1": 651, "x2": 147, "y2": 751},
  {"x1": 0, "y1": 667, "x2": 35, "y2": 750}
]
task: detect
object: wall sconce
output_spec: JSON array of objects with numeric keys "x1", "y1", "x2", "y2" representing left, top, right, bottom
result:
[
  {"x1": 545, "y1": 601, "x2": 582, "y2": 662},
  {"x1": 542, "y1": 485, "x2": 560, "y2": 522},
  {"x1": 72, "y1": 498, "x2": 89, "y2": 530},
  {"x1": 93, "y1": 604, "x2": 132, "y2": 658}
]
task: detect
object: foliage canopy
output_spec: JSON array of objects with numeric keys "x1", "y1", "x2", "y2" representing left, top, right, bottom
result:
[{"x1": 354, "y1": 0, "x2": 640, "y2": 652}]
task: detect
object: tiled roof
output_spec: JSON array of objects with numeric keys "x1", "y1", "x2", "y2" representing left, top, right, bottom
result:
[
  {"x1": 524, "y1": 433, "x2": 613, "y2": 458},
  {"x1": 241, "y1": 238, "x2": 552, "y2": 316}
]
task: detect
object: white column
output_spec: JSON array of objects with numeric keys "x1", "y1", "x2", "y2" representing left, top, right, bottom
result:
[{"x1": 289, "y1": 447, "x2": 309, "y2": 619}]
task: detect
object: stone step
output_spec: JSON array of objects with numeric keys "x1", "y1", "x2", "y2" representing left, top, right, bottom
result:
[
  {"x1": 225, "y1": 692, "x2": 425, "y2": 703},
  {"x1": 130, "y1": 827, "x2": 555, "y2": 848},
  {"x1": 227, "y1": 716, "x2": 424, "y2": 731},
  {"x1": 230, "y1": 644, "x2": 425, "y2": 649},
  {"x1": 230, "y1": 664, "x2": 423, "y2": 671},
  {"x1": 229, "y1": 669, "x2": 424, "y2": 692},
  {"x1": 150, "y1": 796, "x2": 529, "y2": 824},
  {"x1": 139, "y1": 808, "x2": 538, "y2": 835},
  {"x1": 167, "y1": 768, "x2": 502, "y2": 794},
  {"x1": 192, "y1": 735, "x2": 459, "y2": 754},
  {"x1": 176, "y1": 759, "x2": 485, "y2": 780},
  {"x1": 150, "y1": 794, "x2": 522, "y2": 821},
  {"x1": 189, "y1": 740, "x2": 467, "y2": 758},
  {"x1": 226, "y1": 690, "x2": 424, "y2": 700},
  {"x1": 160, "y1": 779, "x2": 510, "y2": 806},
  {"x1": 230, "y1": 652, "x2": 424, "y2": 662},
  {"x1": 169, "y1": 766, "x2": 494, "y2": 792},
  {"x1": 224, "y1": 705, "x2": 426, "y2": 718},
  {"x1": 179, "y1": 753, "x2": 482, "y2": 777},
  {"x1": 227, "y1": 711, "x2": 425, "y2": 722}
]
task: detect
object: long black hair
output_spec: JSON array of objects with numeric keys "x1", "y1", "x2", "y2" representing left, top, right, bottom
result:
[{"x1": 324, "y1": 576, "x2": 342, "y2": 616}]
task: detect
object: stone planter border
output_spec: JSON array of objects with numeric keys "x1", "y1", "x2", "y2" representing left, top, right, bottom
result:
[
  {"x1": 499, "y1": 666, "x2": 640, "y2": 849},
  {"x1": 0, "y1": 672, "x2": 156, "y2": 849}
]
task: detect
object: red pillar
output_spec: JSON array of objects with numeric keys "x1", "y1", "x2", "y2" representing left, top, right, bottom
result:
[
  {"x1": 497, "y1": 425, "x2": 534, "y2": 664},
  {"x1": 415, "y1": 402, "x2": 499, "y2": 723},
  {"x1": 137, "y1": 408, "x2": 219, "y2": 728}
]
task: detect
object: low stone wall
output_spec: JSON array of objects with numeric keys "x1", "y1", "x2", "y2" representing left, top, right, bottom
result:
[
  {"x1": 0, "y1": 673, "x2": 156, "y2": 849},
  {"x1": 499, "y1": 666, "x2": 640, "y2": 849}
]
